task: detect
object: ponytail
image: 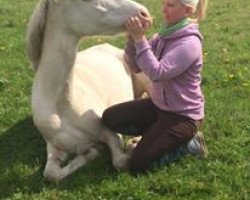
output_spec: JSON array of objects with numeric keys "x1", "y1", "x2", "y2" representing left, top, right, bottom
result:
[
  {"x1": 192, "y1": 0, "x2": 208, "y2": 23},
  {"x1": 180, "y1": 0, "x2": 208, "y2": 23}
]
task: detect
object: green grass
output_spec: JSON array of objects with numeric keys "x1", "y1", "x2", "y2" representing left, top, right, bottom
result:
[{"x1": 0, "y1": 0, "x2": 249, "y2": 199}]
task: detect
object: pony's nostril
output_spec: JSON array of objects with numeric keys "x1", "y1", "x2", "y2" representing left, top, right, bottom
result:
[{"x1": 139, "y1": 10, "x2": 153, "y2": 24}]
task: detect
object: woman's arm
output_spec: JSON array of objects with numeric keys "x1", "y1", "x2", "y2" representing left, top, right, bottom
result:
[
  {"x1": 124, "y1": 35, "x2": 142, "y2": 73},
  {"x1": 135, "y1": 36, "x2": 202, "y2": 82},
  {"x1": 124, "y1": 34, "x2": 158, "y2": 74},
  {"x1": 124, "y1": 13, "x2": 153, "y2": 74}
]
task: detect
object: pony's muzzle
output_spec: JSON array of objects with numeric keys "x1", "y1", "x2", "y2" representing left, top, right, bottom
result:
[{"x1": 140, "y1": 9, "x2": 153, "y2": 24}]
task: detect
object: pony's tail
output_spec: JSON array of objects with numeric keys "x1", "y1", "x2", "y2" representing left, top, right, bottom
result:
[
  {"x1": 193, "y1": 0, "x2": 208, "y2": 23},
  {"x1": 26, "y1": 0, "x2": 50, "y2": 71}
]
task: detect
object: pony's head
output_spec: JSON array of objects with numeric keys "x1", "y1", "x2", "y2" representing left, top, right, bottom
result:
[
  {"x1": 64, "y1": 0, "x2": 150, "y2": 36},
  {"x1": 27, "y1": 0, "x2": 149, "y2": 70}
]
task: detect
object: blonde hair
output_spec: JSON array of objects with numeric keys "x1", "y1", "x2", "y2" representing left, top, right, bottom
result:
[{"x1": 181, "y1": 0, "x2": 208, "y2": 23}]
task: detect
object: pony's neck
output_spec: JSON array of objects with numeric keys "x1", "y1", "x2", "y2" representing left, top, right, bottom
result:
[{"x1": 37, "y1": 25, "x2": 79, "y2": 102}]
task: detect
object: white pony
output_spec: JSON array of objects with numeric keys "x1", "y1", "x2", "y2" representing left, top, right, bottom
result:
[{"x1": 26, "y1": 0, "x2": 150, "y2": 182}]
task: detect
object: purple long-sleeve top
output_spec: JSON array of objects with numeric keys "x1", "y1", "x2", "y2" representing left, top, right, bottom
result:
[{"x1": 125, "y1": 23, "x2": 205, "y2": 120}]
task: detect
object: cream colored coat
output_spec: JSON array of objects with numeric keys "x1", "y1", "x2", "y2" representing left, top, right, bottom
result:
[{"x1": 27, "y1": 0, "x2": 150, "y2": 182}]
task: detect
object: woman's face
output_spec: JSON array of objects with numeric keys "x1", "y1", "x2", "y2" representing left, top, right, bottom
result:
[{"x1": 162, "y1": 0, "x2": 189, "y2": 25}]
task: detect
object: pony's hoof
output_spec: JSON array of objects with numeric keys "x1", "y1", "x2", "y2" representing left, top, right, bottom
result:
[
  {"x1": 127, "y1": 136, "x2": 142, "y2": 145},
  {"x1": 125, "y1": 143, "x2": 137, "y2": 155},
  {"x1": 125, "y1": 136, "x2": 142, "y2": 154},
  {"x1": 113, "y1": 154, "x2": 129, "y2": 171},
  {"x1": 86, "y1": 147, "x2": 99, "y2": 160},
  {"x1": 43, "y1": 167, "x2": 64, "y2": 183}
]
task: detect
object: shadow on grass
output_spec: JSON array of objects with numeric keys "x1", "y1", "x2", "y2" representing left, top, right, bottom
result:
[{"x1": 0, "y1": 117, "x2": 120, "y2": 199}]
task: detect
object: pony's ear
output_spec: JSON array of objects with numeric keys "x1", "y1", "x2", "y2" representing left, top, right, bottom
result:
[{"x1": 26, "y1": 0, "x2": 49, "y2": 71}]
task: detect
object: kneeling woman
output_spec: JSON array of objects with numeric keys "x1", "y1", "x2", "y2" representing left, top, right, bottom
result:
[{"x1": 102, "y1": 0, "x2": 208, "y2": 172}]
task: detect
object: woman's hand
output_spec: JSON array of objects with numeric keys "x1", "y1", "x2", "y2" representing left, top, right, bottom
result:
[{"x1": 125, "y1": 12, "x2": 152, "y2": 42}]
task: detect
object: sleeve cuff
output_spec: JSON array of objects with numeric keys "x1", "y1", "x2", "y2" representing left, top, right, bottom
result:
[{"x1": 135, "y1": 39, "x2": 151, "y2": 57}]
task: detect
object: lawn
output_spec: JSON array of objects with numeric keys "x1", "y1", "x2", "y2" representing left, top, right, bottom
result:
[{"x1": 0, "y1": 0, "x2": 249, "y2": 199}]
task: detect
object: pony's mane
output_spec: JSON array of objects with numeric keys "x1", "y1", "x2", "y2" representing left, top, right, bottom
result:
[{"x1": 26, "y1": 0, "x2": 50, "y2": 70}]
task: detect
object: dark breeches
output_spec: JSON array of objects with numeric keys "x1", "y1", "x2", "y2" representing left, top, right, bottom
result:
[{"x1": 102, "y1": 98, "x2": 198, "y2": 173}]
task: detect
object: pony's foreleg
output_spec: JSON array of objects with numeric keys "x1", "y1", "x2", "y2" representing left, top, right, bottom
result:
[
  {"x1": 61, "y1": 147, "x2": 99, "y2": 178},
  {"x1": 131, "y1": 72, "x2": 150, "y2": 99},
  {"x1": 43, "y1": 142, "x2": 68, "y2": 182},
  {"x1": 100, "y1": 127, "x2": 129, "y2": 171},
  {"x1": 44, "y1": 142, "x2": 99, "y2": 182}
]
